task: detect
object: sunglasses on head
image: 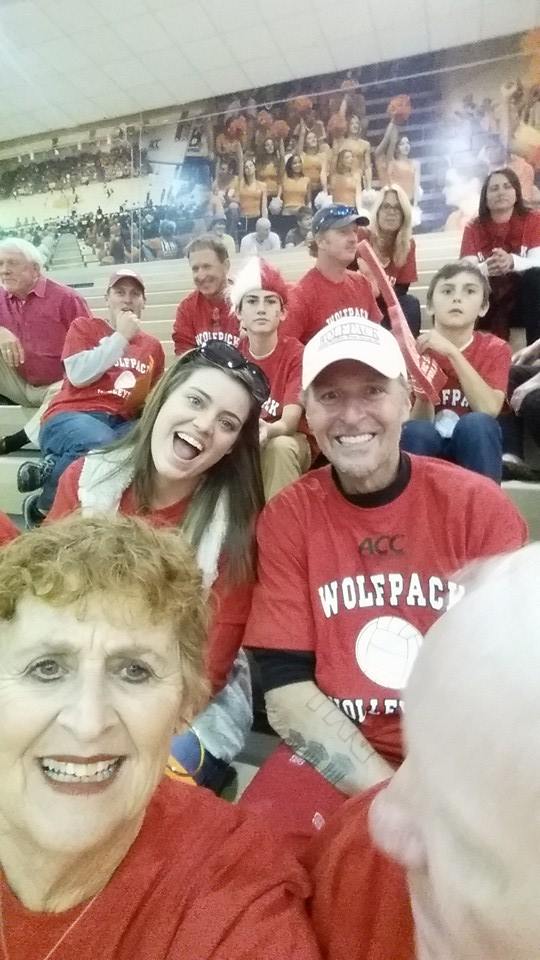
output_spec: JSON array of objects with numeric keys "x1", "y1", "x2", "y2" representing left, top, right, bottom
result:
[{"x1": 181, "y1": 340, "x2": 270, "y2": 406}]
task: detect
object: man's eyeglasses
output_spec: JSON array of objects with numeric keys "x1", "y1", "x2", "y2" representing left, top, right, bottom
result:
[{"x1": 181, "y1": 340, "x2": 270, "y2": 406}]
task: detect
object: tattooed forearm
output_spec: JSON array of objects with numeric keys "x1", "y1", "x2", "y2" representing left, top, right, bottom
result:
[{"x1": 286, "y1": 729, "x2": 355, "y2": 786}]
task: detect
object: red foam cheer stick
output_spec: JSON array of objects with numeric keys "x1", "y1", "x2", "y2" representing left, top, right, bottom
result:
[{"x1": 357, "y1": 239, "x2": 447, "y2": 403}]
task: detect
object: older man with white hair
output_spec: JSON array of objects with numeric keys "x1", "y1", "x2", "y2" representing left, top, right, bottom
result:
[
  {"x1": 240, "y1": 313, "x2": 527, "y2": 849},
  {"x1": 308, "y1": 542, "x2": 540, "y2": 960},
  {"x1": 0, "y1": 238, "x2": 90, "y2": 454},
  {"x1": 239, "y1": 218, "x2": 281, "y2": 255}
]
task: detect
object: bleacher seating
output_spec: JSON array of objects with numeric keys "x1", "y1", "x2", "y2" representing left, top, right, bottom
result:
[{"x1": 0, "y1": 233, "x2": 538, "y2": 537}]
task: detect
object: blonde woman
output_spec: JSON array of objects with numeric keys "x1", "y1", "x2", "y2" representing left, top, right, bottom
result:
[{"x1": 357, "y1": 184, "x2": 421, "y2": 337}]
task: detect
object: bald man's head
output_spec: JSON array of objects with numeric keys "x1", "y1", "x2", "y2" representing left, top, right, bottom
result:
[{"x1": 370, "y1": 544, "x2": 540, "y2": 960}]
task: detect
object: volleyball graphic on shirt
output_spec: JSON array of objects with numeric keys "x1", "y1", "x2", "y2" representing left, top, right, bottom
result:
[
  {"x1": 113, "y1": 370, "x2": 137, "y2": 392},
  {"x1": 355, "y1": 616, "x2": 423, "y2": 690}
]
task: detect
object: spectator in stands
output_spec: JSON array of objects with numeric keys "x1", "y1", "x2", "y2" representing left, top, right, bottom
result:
[
  {"x1": 239, "y1": 316, "x2": 526, "y2": 850},
  {"x1": 211, "y1": 159, "x2": 240, "y2": 243},
  {"x1": 232, "y1": 258, "x2": 311, "y2": 500},
  {"x1": 356, "y1": 185, "x2": 421, "y2": 338},
  {"x1": 173, "y1": 236, "x2": 239, "y2": 354},
  {"x1": 326, "y1": 149, "x2": 363, "y2": 209},
  {"x1": 144, "y1": 220, "x2": 180, "y2": 260},
  {"x1": 48, "y1": 344, "x2": 269, "y2": 793},
  {"x1": 279, "y1": 154, "x2": 311, "y2": 213},
  {"x1": 285, "y1": 207, "x2": 313, "y2": 248},
  {"x1": 401, "y1": 262, "x2": 510, "y2": 483},
  {"x1": 328, "y1": 108, "x2": 372, "y2": 189},
  {"x1": 282, "y1": 204, "x2": 381, "y2": 344},
  {"x1": 256, "y1": 137, "x2": 283, "y2": 205},
  {"x1": 240, "y1": 217, "x2": 281, "y2": 255},
  {"x1": 297, "y1": 118, "x2": 327, "y2": 199},
  {"x1": 0, "y1": 514, "x2": 319, "y2": 959},
  {"x1": 308, "y1": 544, "x2": 540, "y2": 960},
  {"x1": 210, "y1": 215, "x2": 236, "y2": 258},
  {"x1": 19, "y1": 270, "x2": 164, "y2": 528},
  {"x1": 460, "y1": 167, "x2": 540, "y2": 344},
  {"x1": 0, "y1": 238, "x2": 91, "y2": 456},
  {"x1": 375, "y1": 121, "x2": 421, "y2": 205},
  {"x1": 501, "y1": 336, "x2": 540, "y2": 482},
  {"x1": 237, "y1": 148, "x2": 268, "y2": 231}
]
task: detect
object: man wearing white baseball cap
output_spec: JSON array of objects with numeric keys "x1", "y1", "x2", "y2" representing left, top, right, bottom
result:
[
  {"x1": 18, "y1": 269, "x2": 165, "y2": 527},
  {"x1": 240, "y1": 312, "x2": 527, "y2": 850}
]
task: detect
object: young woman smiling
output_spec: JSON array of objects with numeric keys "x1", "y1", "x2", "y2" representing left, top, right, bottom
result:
[{"x1": 47, "y1": 343, "x2": 269, "y2": 791}]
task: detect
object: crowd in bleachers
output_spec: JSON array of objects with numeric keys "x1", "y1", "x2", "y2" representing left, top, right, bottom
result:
[
  {"x1": 0, "y1": 144, "x2": 540, "y2": 954},
  {"x1": 0, "y1": 143, "x2": 151, "y2": 200}
]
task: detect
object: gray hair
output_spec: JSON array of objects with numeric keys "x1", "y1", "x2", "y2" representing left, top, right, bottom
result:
[
  {"x1": 256, "y1": 218, "x2": 271, "y2": 230},
  {"x1": 0, "y1": 238, "x2": 44, "y2": 270}
]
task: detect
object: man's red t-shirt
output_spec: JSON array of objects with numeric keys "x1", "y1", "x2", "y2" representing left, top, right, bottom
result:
[
  {"x1": 460, "y1": 210, "x2": 540, "y2": 261},
  {"x1": 3, "y1": 778, "x2": 320, "y2": 960},
  {"x1": 282, "y1": 267, "x2": 382, "y2": 344},
  {"x1": 305, "y1": 783, "x2": 414, "y2": 960},
  {"x1": 42, "y1": 317, "x2": 165, "y2": 424},
  {"x1": 245, "y1": 456, "x2": 527, "y2": 763},
  {"x1": 432, "y1": 331, "x2": 511, "y2": 417},
  {"x1": 240, "y1": 336, "x2": 303, "y2": 422},
  {"x1": 357, "y1": 229, "x2": 418, "y2": 286},
  {"x1": 48, "y1": 459, "x2": 253, "y2": 694},
  {"x1": 173, "y1": 291, "x2": 240, "y2": 354}
]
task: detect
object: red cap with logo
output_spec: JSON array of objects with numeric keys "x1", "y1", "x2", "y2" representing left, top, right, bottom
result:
[{"x1": 107, "y1": 269, "x2": 146, "y2": 295}]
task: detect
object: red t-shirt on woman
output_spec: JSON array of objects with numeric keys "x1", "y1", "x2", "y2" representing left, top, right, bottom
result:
[
  {"x1": 357, "y1": 229, "x2": 418, "y2": 286},
  {"x1": 48, "y1": 458, "x2": 253, "y2": 693},
  {"x1": 460, "y1": 210, "x2": 540, "y2": 261},
  {"x1": 2, "y1": 778, "x2": 320, "y2": 960}
]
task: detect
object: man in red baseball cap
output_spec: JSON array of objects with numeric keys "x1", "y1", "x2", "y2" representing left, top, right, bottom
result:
[{"x1": 18, "y1": 269, "x2": 165, "y2": 527}]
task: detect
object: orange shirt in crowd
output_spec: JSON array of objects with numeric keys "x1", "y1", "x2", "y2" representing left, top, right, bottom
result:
[
  {"x1": 508, "y1": 154, "x2": 535, "y2": 202},
  {"x1": 329, "y1": 171, "x2": 357, "y2": 206},
  {"x1": 281, "y1": 175, "x2": 310, "y2": 212},
  {"x1": 173, "y1": 290, "x2": 240, "y2": 354},
  {"x1": 387, "y1": 158, "x2": 416, "y2": 202},
  {"x1": 239, "y1": 179, "x2": 266, "y2": 218},
  {"x1": 301, "y1": 152, "x2": 324, "y2": 189},
  {"x1": 283, "y1": 267, "x2": 382, "y2": 344},
  {"x1": 3, "y1": 778, "x2": 321, "y2": 960},
  {"x1": 48, "y1": 460, "x2": 252, "y2": 694},
  {"x1": 305, "y1": 783, "x2": 415, "y2": 960},
  {"x1": 256, "y1": 160, "x2": 280, "y2": 197}
]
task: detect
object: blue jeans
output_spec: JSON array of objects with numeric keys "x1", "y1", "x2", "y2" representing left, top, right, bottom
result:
[
  {"x1": 38, "y1": 411, "x2": 134, "y2": 511},
  {"x1": 401, "y1": 413, "x2": 503, "y2": 483}
]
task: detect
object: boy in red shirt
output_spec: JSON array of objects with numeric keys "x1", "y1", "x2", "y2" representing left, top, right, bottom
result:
[
  {"x1": 19, "y1": 270, "x2": 164, "y2": 527},
  {"x1": 232, "y1": 258, "x2": 311, "y2": 500},
  {"x1": 282, "y1": 204, "x2": 382, "y2": 344},
  {"x1": 401, "y1": 261, "x2": 511, "y2": 482},
  {"x1": 172, "y1": 235, "x2": 239, "y2": 354}
]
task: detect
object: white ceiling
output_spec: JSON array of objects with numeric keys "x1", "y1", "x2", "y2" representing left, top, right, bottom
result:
[{"x1": 0, "y1": 0, "x2": 539, "y2": 143}]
